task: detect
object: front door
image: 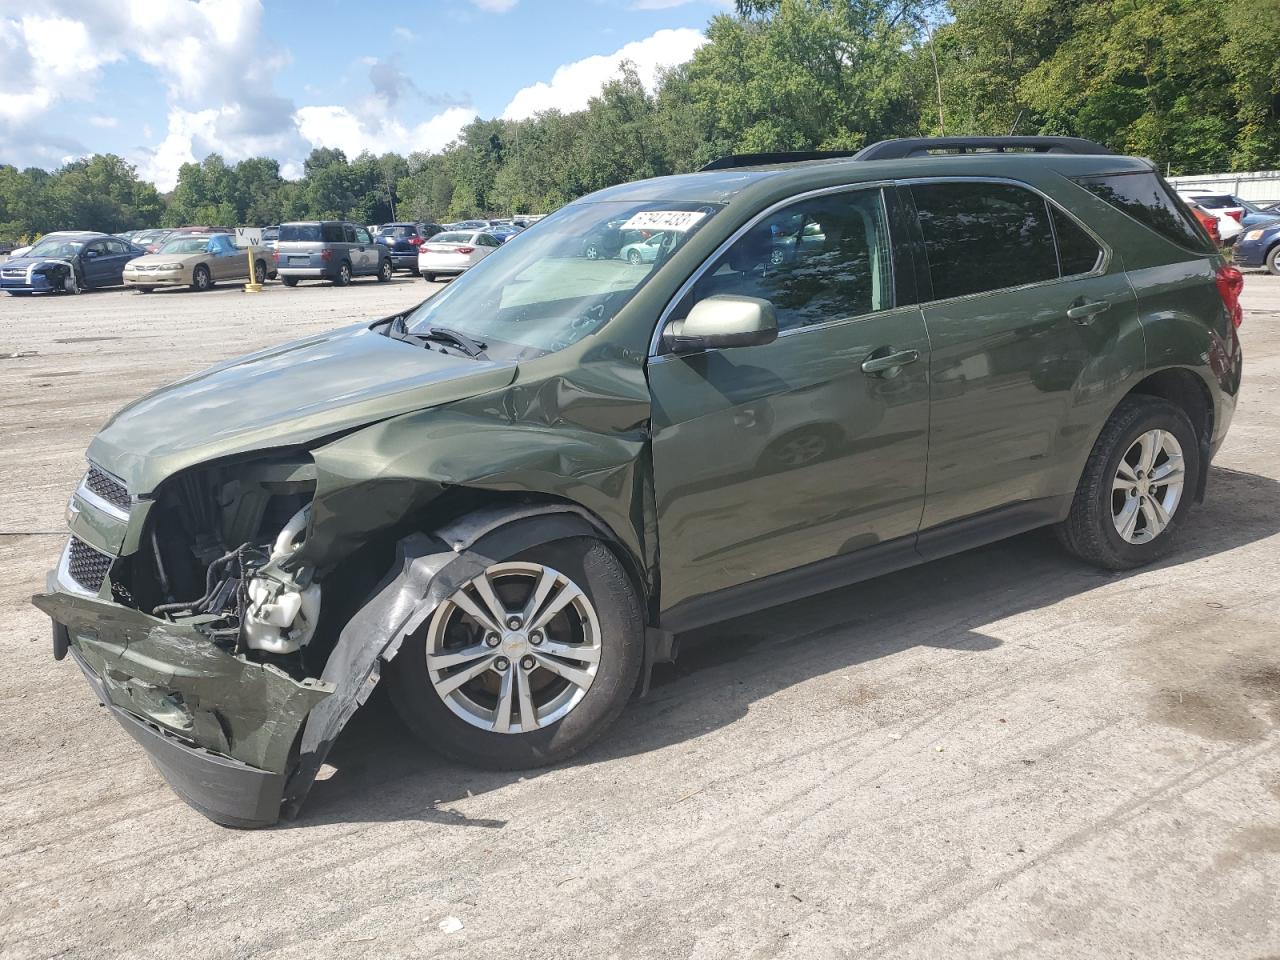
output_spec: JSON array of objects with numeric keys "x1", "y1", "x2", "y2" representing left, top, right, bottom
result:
[
  {"x1": 649, "y1": 186, "x2": 931, "y2": 617},
  {"x1": 81, "y1": 240, "x2": 112, "y2": 287},
  {"x1": 906, "y1": 178, "x2": 1137, "y2": 529},
  {"x1": 208, "y1": 235, "x2": 241, "y2": 279}
]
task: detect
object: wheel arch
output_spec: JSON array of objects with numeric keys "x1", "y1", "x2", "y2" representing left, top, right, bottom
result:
[{"x1": 1121, "y1": 366, "x2": 1214, "y2": 502}]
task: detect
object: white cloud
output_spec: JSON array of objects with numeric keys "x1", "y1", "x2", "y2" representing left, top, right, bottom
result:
[
  {"x1": 88, "y1": 115, "x2": 118, "y2": 128},
  {"x1": 502, "y1": 28, "x2": 705, "y2": 121},
  {"x1": 470, "y1": 0, "x2": 518, "y2": 10},
  {"x1": 295, "y1": 104, "x2": 476, "y2": 158},
  {"x1": 393, "y1": 25, "x2": 416, "y2": 41}
]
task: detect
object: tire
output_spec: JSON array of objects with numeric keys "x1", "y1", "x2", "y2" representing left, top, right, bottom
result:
[
  {"x1": 584, "y1": 242, "x2": 600, "y2": 260},
  {"x1": 377, "y1": 258, "x2": 393, "y2": 282},
  {"x1": 333, "y1": 261, "x2": 351, "y2": 286},
  {"x1": 386, "y1": 536, "x2": 644, "y2": 770},
  {"x1": 423, "y1": 272, "x2": 435, "y2": 283},
  {"x1": 63, "y1": 270, "x2": 82, "y2": 295},
  {"x1": 135, "y1": 286, "x2": 153, "y2": 294},
  {"x1": 1056, "y1": 395, "x2": 1201, "y2": 570},
  {"x1": 627, "y1": 249, "x2": 642, "y2": 264},
  {"x1": 1266, "y1": 243, "x2": 1280, "y2": 276},
  {"x1": 191, "y1": 265, "x2": 212, "y2": 292},
  {"x1": 410, "y1": 264, "x2": 421, "y2": 276},
  {"x1": 281, "y1": 276, "x2": 299, "y2": 287},
  {"x1": 254, "y1": 259, "x2": 267, "y2": 282}
]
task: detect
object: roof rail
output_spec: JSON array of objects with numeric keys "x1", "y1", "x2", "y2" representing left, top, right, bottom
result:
[
  {"x1": 700, "y1": 150, "x2": 862, "y2": 171},
  {"x1": 852, "y1": 136, "x2": 1114, "y2": 160}
]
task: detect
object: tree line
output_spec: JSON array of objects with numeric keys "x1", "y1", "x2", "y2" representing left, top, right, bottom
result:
[{"x1": 2, "y1": 0, "x2": 1278, "y2": 241}]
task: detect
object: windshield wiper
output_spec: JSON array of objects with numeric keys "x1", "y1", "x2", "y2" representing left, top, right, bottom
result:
[{"x1": 416, "y1": 326, "x2": 488, "y2": 359}]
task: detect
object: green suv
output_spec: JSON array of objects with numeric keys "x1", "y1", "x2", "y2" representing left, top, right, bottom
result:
[{"x1": 34, "y1": 137, "x2": 1244, "y2": 827}]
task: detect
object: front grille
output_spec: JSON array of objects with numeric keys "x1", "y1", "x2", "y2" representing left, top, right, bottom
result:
[
  {"x1": 1, "y1": 269, "x2": 24, "y2": 279},
  {"x1": 67, "y1": 537, "x2": 113, "y2": 592},
  {"x1": 84, "y1": 464, "x2": 130, "y2": 511}
]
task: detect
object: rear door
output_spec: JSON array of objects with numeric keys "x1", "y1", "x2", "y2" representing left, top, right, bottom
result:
[
  {"x1": 905, "y1": 177, "x2": 1136, "y2": 533},
  {"x1": 649, "y1": 185, "x2": 931, "y2": 616}
]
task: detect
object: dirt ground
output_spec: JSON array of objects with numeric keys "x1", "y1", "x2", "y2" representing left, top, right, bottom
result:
[{"x1": 1, "y1": 270, "x2": 1278, "y2": 960}]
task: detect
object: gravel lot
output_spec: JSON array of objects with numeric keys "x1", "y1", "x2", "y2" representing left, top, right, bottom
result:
[{"x1": 1, "y1": 271, "x2": 1278, "y2": 959}]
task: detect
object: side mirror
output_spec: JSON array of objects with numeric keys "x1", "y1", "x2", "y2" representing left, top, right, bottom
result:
[
  {"x1": 662, "y1": 295, "x2": 778, "y2": 354},
  {"x1": 85, "y1": 249, "x2": 99, "y2": 259}
]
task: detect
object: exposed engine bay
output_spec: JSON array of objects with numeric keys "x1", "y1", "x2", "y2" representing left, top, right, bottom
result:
[{"x1": 117, "y1": 455, "x2": 325, "y2": 669}]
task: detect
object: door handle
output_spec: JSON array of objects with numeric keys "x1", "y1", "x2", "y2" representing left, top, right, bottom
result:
[
  {"x1": 1066, "y1": 299, "x2": 1110, "y2": 323},
  {"x1": 861, "y1": 349, "x2": 919, "y2": 376}
]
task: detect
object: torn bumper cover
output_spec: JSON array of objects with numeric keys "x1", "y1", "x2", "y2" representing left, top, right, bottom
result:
[
  {"x1": 34, "y1": 505, "x2": 610, "y2": 828},
  {"x1": 32, "y1": 591, "x2": 333, "y2": 828}
]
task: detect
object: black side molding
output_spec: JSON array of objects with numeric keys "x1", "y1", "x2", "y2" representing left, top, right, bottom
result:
[{"x1": 701, "y1": 137, "x2": 1114, "y2": 171}]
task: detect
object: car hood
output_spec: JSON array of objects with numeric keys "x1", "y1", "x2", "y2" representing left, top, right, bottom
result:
[
  {"x1": 88, "y1": 323, "x2": 518, "y2": 494},
  {"x1": 125, "y1": 252, "x2": 201, "y2": 267},
  {"x1": 1, "y1": 255, "x2": 73, "y2": 271}
]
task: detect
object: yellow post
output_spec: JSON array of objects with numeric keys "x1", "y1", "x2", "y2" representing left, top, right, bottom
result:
[{"x1": 244, "y1": 240, "x2": 263, "y2": 294}]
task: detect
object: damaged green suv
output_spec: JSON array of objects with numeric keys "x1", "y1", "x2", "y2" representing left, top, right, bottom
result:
[{"x1": 34, "y1": 137, "x2": 1243, "y2": 827}]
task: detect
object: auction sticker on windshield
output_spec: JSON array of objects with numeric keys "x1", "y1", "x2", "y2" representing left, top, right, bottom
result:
[{"x1": 621, "y1": 210, "x2": 708, "y2": 232}]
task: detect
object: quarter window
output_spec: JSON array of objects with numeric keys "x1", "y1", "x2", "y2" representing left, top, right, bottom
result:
[
  {"x1": 684, "y1": 188, "x2": 894, "y2": 332},
  {"x1": 1073, "y1": 172, "x2": 1209, "y2": 252},
  {"x1": 911, "y1": 181, "x2": 1059, "y2": 300},
  {"x1": 1051, "y1": 207, "x2": 1103, "y2": 276}
]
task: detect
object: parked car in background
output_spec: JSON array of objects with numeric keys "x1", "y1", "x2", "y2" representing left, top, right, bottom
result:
[
  {"x1": 485, "y1": 224, "x2": 524, "y2": 244},
  {"x1": 274, "y1": 220, "x2": 393, "y2": 287},
  {"x1": 261, "y1": 225, "x2": 279, "y2": 250},
  {"x1": 1186, "y1": 202, "x2": 1223, "y2": 246},
  {"x1": 1179, "y1": 192, "x2": 1278, "y2": 229},
  {"x1": 0, "y1": 231, "x2": 143, "y2": 295},
  {"x1": 417, "y1": 230, "x2": 501, "y2": 281},
  {"x1": 0, "y1": 238, "x2": 15, "y2": 255},
  {"x1": 376, "y1": 222, "x2": 445, "y2": 273},
  {"x1": 447, "y1": 220, "x2": 492, "y2": 231},
  {"x1": 123, "y1": 232, "x2": 270, "y2": 293},
  {"x1": 618, "y1": 232, "x2": 668, "y2": 263},
  {"x1": 175, "y1": 225, "x2": 233, "y2": 235},
  {"x1": 132, "y1": 229, "x2": 175, "y2": 253},
  {"x1": 1185, "y1": 199, "x2": 1241, "y2": 244},
  {"x1": 1234, "y1": 219, "x2": 1280, "y2": 274}
]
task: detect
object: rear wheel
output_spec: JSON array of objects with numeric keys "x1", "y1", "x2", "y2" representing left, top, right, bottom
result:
[
  {"x1": 333, "y1": 261, "x2": 351, "y2": 286},
  {"x1": 281, "y1": 276, "x2": 298, "y2": 287},
  {"x1": 422, "y1": 272, "x2": 435, "y2": 283},
  {"x1": 1057, "y1": 396, "x2": 1200, "y2": 570},
  {"x1": 191, "y1": 265, "x2": 212, "y2": 291},
  {"x1": 377, "y1": 258, "x2": 393, "y2": 282},
  {"x1": 387, "y1": 537, "x2": 643, "y2": 769},
  {"x1": 253, "y1": 259, "x2": 267, "y2": 282},
  {"x1": 135, "y1": 286, "x2": 153, "y2": 294}
]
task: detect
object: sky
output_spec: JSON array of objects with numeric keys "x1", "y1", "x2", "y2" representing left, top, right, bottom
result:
[{"x1": 0, "y1": 0, "x2": 727, "y2": 190}]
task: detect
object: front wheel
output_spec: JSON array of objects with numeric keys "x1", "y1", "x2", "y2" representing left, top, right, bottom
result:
[
  {"x1": 1056, "y1": 396, "x2": 1200, "y2": 570},
  {"x1": 377, "y1": 258, "x2": 393, "y2": 282},
  {"x1": 1267, "y1": 244, "x2": 1280, "y2": 276},
  {"x1": 386, "y1": 537, "x2": 643, "y2": 770},
  {"x1": 254, "y1": 259, "x2": 267, "y2": 282},
  {"x1": 190, "y1": 265, "x2": 212, "y2": 292}
]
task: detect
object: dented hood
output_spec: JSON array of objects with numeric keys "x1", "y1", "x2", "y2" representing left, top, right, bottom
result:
[{"x1": 89, "y1": 323, "x2": 517, "y2": 494}]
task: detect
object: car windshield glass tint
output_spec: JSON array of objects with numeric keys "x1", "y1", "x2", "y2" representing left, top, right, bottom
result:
[
  {"x1": 27, "y1": 238, "x2": 85, "y2": 258},
  {"x1": 280, "y1": 224, "x2": 322, "y2": 242},
  {"x1": 159, "y1": 237, "x2": 211, "y2": 254},
  {"x1": 406, "y1": 200, "x2": 723, "y2": 358}
]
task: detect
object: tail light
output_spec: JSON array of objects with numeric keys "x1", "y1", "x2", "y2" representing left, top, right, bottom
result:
[
  {"x1": 457, "y1": 246, "x2": 475, "y2": 254},
  {"x1": 320, "y1": 249, "x2": 332, "y2": 262},
  {"x1": 409, "y1": 235, "x2": 424, "y2": 246},
  {"x1": 272, "y1": 250, "x2": 280, "y2": 262},
  {"x1": 1191, "y1": 207, "x2": 1220, "y2": 244},
  {"x1": 1225, "y1": 210, "x2": 1244, "y2": 223},
  {"x1": 1215, "y1": 264, "x2": 1244, "y2": 328}
]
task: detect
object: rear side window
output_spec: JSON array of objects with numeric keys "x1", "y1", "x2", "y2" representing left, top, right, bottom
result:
[
  {"x1": 1074, "y1": 172, "x2": 1209, "y2": 252},
  {"x1": 280, "y1": 224, "x2": 321, "y2": 242},
  {"x1": 322, "y1": 223, "x2": 345, "y2": 243},
  {"x1": 1051, "y1": 207, "x2": 1103, "y2": 276},
  {"x1": 911, "y1": 181, "x2": 1059, "y2": 299}
]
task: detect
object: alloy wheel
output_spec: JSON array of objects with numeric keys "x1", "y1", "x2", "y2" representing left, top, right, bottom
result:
[
  {"x1": 1112, "y1": 428, "x2": 1185, "y2": 544},
  {"x1": 424, "y1": 562, "x2": 602, "y2": 734}
]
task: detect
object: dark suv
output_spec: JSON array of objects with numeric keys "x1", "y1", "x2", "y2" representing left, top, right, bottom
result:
[
  {"x1": 376, "y1": 221, "x2": 445, "y2": 273},
  {"x1": 274, "y1": 220, "x2": 393, "y2": 286},
  {"x1": 34, "y1": 137, "x2": 1243, "y2": 827}
]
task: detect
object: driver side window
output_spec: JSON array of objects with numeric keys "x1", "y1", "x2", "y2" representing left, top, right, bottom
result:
[{"x1": 685, "y1": 188, "x2": 894, "y2": 332}]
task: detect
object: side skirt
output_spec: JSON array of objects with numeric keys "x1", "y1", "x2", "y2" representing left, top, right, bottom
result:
[{"x1": 658, "y1": 496, "x2": 1070, "y2": 636}]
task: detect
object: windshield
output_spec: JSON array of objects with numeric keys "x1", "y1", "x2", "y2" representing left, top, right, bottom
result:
[
  {"x1": 27, "y1": 237, "x2": 85, "y2": 258},
  {"x1": 405, "y1": 200, "x2": 722, "y2": 357},
  {"x1": 158, "y1": 236, "x2": 211, "y2": 255}
]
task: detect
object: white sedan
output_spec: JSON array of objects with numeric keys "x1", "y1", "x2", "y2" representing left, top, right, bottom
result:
[{"x1": 419, "y1": 231, "x2": 501, "y2": 281}]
